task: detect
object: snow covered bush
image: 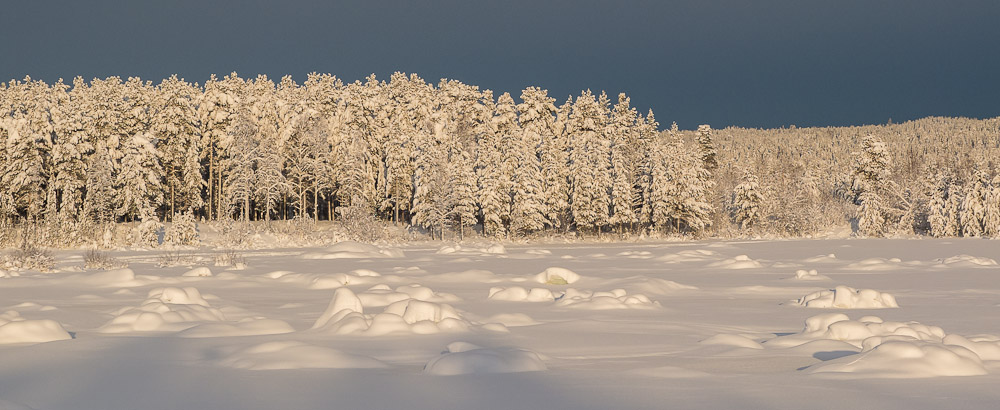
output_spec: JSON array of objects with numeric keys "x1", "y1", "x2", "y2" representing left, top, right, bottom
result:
[
  {"x1": 84, "y1": 248, "x2": 127, "y2": 270},
  {"x1": 164, "y1": 211, "x2": 199, "y2": 246},
  {"x1": 131, "y1": 218, "x2": 163, "y2": 247},
  {"x1": 338, "y1": 205, "x2": 382, "y2": 242}
]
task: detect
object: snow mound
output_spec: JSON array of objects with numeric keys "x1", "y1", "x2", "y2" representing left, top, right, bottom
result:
[
  {"x1": 654, "y1": 249, "x2": 719, "y2": 263},
  {"x1": 768, "y1": 313, "x2": 944, "y2": 349},
  {"x1": 810, "y1": 341, "x2": 987, "y2": 378},
  {"x1": 99, "y1": 287, "x2": 226, "y2": 333},
  {"x1": 66, "y1": 268, "x2": 140, "y2": 287},
  {"x1": 791, "y1": 269, "x2": 830, "y2": 281},
  {"x1": 844, "y1": 257, "x2": 915, "y2": 271},
  {"x1": 311, "y1": 288, "x2": 472, "y2": 335},
  {"x1": 302, "y1": 241, "x2": 404, "y2": 259},
  {"x1": 706, "y1": 255, "x2": 763, "y2": 269},
  {"x1": 942, "y1": 334, "x2": 1000, "y2": 360},
  {"x1": 794, "y1": 286, "x2": 899, "y2": 309},
  {"x1": 266, "y1": 271, "x2": 380, "y2": 289},
  {"x1": 555, "y1": 288, "x2": 661, "y2": 310},
  {"x1": 394, "y1": 283, "x2": 460, "y2": 302},
  {"x1": 182, "y1": 267, "x2": 213, "y2": 277},
  {"x1": 217, "y1": 341, "x2": 387, "y2": 370},
  {"x1": 612, "y1": 276, "x2": 698, "y2": 294},
  {"x1": 934, "y1": 254, "x2": 998, "y2": 268},
  {"x1": 803, "y1": 253, "x2": 837, "y2": 263},
  {"x1": 178, "y1": 318, "x2": 295, "y2": 338},
  {"x1": 617, "y1": 250, "x2": 653, "y2": 258},
  {"x1": 699, "y1": 334, "x2": 764, "y2": 349},
  {"x1": 488, "y1": 287, "x2": 557, "y2": 302},
  {"x1": 0, "y1": 310, "x2": 72, "y2": 345},
  {"x1": 357, "y1": 284, "x2": 459, "y2": 307},
  {"x1": 533, "y1": 267, "x2": 581, "y2": 285},
  {"x1": 483, "y1": 244, "x2": 507, "y2": 254},
  {"x1": 482, "y1": 313, "x2": 540, "y2": 327},
  {"x1": 423, "y1": 342, "x2": 546, "y2": 375},
  {"x1": 0, "y1": 269, "x2": 19, "y2": 278}
]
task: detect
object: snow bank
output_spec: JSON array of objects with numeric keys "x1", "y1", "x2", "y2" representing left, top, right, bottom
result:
[
  {"x1": 302, "y1": 241, "x2": 404, "y2": 259},
  {"x1": 482, "y1": 313, "x2": 540, "y2": 327},
  {"x1": 555, "y1": 288, "x2": 660, "y2": 310},
  {"x1": 699, "y1": 334, "x2": 764, "y2": 350},
  {"x1": 423, "y1": 342, "x2": 546, "y2": 375},
  {"x1": 217, "y1": 341, "x2": 387, "y2": 370},
  {"x1": 0, "y1": 311, "x2": 72, "y2": 345},
  {"x1": 934, "y1": 254, "x2": 998, "y2": 268},
  {"x1": 266, "y1": 270, "x2": 380, "y2": 289},
  {"x1": 617, "y1": 250, "x2": 653, "y2": 258},
  {"x1": 803, "y1": 253, "x2": 837, "y2": 263},
  {"x1": 844, "y1": 257, "x2": 916, "y2": 271},
  {"x1": 182, "y1": 267, "x2": 213, "y2": 277},
  {"x1": 533, "y1": 267, "x2": 581, "y2": 285},
  {"x1": 699, "y1": 313, "x2": 1000, "y2": 378},
  {"x1": 178, "y1": 318, "x2": 294, "y2": 338},
  {"x1": 794, "y1": 286, "x2": 899, "y2": 309},
  {"x1": 612, "y1": 276, "x2": 698, "y2": 294},
  {"x1": 790, "y1": 269, "x2": 830, "y2": 281},
  {"x1": 0, "y1": 269, "x2": 19, "y2": 278},
  {"x1": 311, "y1": 288, "x2": 473, "y2": 335},
  {"x1": 358, "y1": 284, "x2": 459, "y2": 307},
  {"x1": 487, "y1": 287, "x2": 557, "y2": 302},
  {"x1": 99, "y1": 287, "x2": 226, "y2": 333},
  {"x1": 65, "y1": 268, "x2": 141, "y2": 287},
  {"x1": 810, "y1": 341, "x2": 987, "y2": 378},
  {"x1": 706, "y1": 254, "x2": 763, "y2": 269},
  {"x1": 654, "y1": 249, "x2": 718, "y2": 263},
  {"x1": 768, "y1": 313, "x2": 943, "y2": 348}
]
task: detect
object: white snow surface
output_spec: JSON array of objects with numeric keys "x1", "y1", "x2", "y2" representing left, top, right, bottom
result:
[{"x1": 3, "y1": 239, "x2": 1000, "y2": 409}]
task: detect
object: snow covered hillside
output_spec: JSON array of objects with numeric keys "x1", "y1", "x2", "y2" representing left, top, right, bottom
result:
[{"x1": 2, "y1": 239, "x2": 1000, "y2": 409}]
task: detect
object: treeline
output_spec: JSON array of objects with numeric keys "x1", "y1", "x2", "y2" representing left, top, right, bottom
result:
[
  {"x1": 713, "y1": 117, "x2": 1000, "y2": 238},
  {"x1": 0, "y1": 73, "x2": 716, "y2": 242},
  {"x1": 3, "y1": 72, "x2": 999, "y2": 245}
]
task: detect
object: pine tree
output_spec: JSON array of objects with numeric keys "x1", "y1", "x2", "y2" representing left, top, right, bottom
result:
[
  {"x1": 858, "y1": 190, "x2": 888, "y2": 237},
  {"x1": 732, "y1": 169, "x2": 763, "y2": 231},
  {"x1": 984, "y1": 175, "x2": 1000, "y2": 237},
  {"x1": 696, "y1": 124, "x2": 718, "y2": 171},
  {"x1": 222, "y1": 113, "x2": 257, "y2": 221},
  {"x1": 568, "y1": 90, "x2": 611, "y2": 233},
  {"x1": 608, "y1": 93, "x2": 639, "y2": 232},
  {"x1": 960, "y1": 169, "x2": 990, "y2": 237},
  {"x1": 476, "y1": 90, "x2": 510, "y2": 238},
  {"x1": 114, "y1": 131, "x2": 164, "y2": 221},
  {"x1": 151, "y1": 75, "x2": 203, "y2": 219},
  {"x1": 850, "y1": 134, "x2": 892, "y2": 203}
]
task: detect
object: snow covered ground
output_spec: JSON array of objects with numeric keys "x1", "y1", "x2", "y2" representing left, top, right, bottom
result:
[{"x1": 2, "y1": 239, "x2": 1000, "y2": 410}]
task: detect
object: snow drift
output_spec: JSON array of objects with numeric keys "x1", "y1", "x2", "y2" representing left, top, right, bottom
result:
[
  {"x1": 793, "y1": 286, "x2": 899, "y2": 309},
  {"x1": 99, "y1": 287, "x2": 226, "y2": 333},
  {"x1": 0, "y1": 311, "x2": 72, "y2": 345},
  {"x1": 423, "y1": 342, "x2": 546, "y2": 375}
]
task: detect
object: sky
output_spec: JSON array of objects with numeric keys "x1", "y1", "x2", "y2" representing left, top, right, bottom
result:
[{"x1": 2, "y1": 0, "x2": 998, "y2": 130}]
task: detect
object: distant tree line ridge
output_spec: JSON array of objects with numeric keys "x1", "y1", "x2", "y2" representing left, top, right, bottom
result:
[{"x1": 1, "y1": 72, "x2": 998, "y2": 243}]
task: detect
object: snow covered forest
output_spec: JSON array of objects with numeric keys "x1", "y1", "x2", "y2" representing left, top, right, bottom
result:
[{"x1": 2, "y1": 72, "x2": 999, "y2": 246}]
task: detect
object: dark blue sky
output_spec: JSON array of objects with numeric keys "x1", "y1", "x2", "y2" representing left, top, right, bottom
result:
[{"x1": 2, "y1": 0, "x2": 998, "y2": 129}]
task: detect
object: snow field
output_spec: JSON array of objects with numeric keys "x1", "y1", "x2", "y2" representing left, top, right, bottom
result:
[{"x1": 4, "y1": 240, "x2": 1000, "y2": 410}]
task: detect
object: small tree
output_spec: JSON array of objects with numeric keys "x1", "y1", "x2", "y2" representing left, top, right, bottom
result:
[{"x1": 731, "y1": 169, "x2": 763, "y2": 231}]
